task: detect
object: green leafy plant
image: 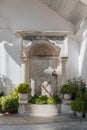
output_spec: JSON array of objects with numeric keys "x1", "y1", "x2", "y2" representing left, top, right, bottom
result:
[
  {"x1": 1, "y1": 95, "x2": 19, "y2": 112},
  {"x1": 29, "y1": 95, "x2": 61, "y2": 104},
  {"x1": 76, "y1": 91, "x2": 84, "y2": 99},
  {"x1": 67, "y1": 77, "x2": 86, "y2": 92},
  {"x1": 83, "y1": 92, "x2": 87, "y2": 113},
  {"x1": 16, "y1": 82, "x2": 31, "y2": 94},
  {"x1": 10, "y1": 88, "x2": 19, "y2": 99},
  {"x1": 84, "y1": 92, "x2": 87, "y2": 100},
  {"x1": 47, "y1": 95, "x2": 61, "y2": 104},
  {"x1": 60, "y1": 83, "x2": 75, "y2": 94},
  {"x1": 71, "y1": 98, "x2": 85, "y2": 112},
  {"x1": 30, "y1": 95, "x2": 48, "y2": 104},
  {"x1": 0, "y1": 98, "x2": 3, "y2": 112}
]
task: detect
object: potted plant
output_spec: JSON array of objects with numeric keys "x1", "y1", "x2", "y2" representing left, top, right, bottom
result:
[
  {"x1": 60, "y1": 82, "x2": 75, "y2": 100},
  {"x1": 16, "y1": 82, "x2": 31, "y2": 101},
  {"x1": 1, "y1": 95, "x2": 19, "y2": 114},
  {"x1": 71, "y1": 98, "x2": 84, "y2": 118}
]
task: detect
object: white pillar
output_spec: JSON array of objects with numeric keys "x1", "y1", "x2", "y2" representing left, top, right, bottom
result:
[
  {"x1": 64, "y1": 37, "x2": 68, "y2": 57},
  {"x1": 21, "y1": 58, "x2": 26, "y2": 82},
  {"x1": 60, "y1": 57, "x2": 68, "y2": 85},
  {"x1": 19, "y1": 37, "x2": 23, "y2": 57}
]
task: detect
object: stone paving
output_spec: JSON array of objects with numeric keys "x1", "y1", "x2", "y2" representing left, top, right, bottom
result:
[
  {"x1": 0, "y1": 113, "x2": 87, "y2": 130},
  {"x1": 0, "y1": 113, "x2": 82, "y2": 125}
]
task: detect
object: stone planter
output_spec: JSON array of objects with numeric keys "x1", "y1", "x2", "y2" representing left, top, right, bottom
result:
[
  {"x1": 63, "y1": 94, "x2": 72, "y2": 100},
  {"x1": 18, "y1": 93, "x2": 29, "y2": 101},
  {"x1": 29, "y1": 104, "x2": 61, "y2": 117},
  {"x1": 76, "y1": 112, "x2": 83, "y2": 118}
]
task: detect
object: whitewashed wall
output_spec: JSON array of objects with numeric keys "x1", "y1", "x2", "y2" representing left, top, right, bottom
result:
[
  {"x1": 79, "y1": 29, "x2": 87, "y2": 85},
  {"x1": 0, "y1": 0, "x2": 80, "y2": 94},
  {"x1": 66, "y1": 36, "x2": 79, "y2": 79}
]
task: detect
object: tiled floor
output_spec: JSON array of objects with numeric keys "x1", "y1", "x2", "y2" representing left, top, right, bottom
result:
[
  {"x1": 0, "y1": 113, "x2": 87, "y2": 130},
  {"x1": 0, "y1": 113, "x2": 86, "y2": 125}
]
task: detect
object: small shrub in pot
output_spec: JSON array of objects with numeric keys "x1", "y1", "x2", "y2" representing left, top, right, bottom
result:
[
  {"x1": 17, "y1": 82, "x2": 31, "y2": 94},
  {"x1": 71, "y1": 98, "x2": 84, "y2": 117},
  {"x1": 16, "y1": 82, "x2": 31, "y2": 101},
  {"x1": 60, "y1": 83, "x2": 75, "y2": 100},
  {"x1": 1, "y1": 95, "x2": 19, "y2": 113}
]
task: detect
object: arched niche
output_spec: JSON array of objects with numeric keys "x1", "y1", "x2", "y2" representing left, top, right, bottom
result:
[
  {"x1": 26, "y1": 40, "x2": 60, "y2": 58},
  {"x1": 16, "y1": 31, "x2": 69, "y2": 96},
  {"x1": 29, "y1": 43, "x2": 56, "y2": 57},
  {"x1": 26, "y1": 40, "x2": 61, "y2": 95}
]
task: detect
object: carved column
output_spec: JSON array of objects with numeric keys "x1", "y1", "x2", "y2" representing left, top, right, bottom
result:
[
  {"x1": 21, "y1": 57, "x2": 26, "y2": 82},
  {"x1": 64, "y1": 36, "x2": 68, "y2": 57},
  {"x1": 19, "y1": 37, "x2": 23, "y2": 57},
  {"x1": 60, "y1": 57, "x2": 68, "y2": 85}
]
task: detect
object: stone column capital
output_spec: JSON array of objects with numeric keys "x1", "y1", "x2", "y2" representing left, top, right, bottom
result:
[
  {"x1": 21, "y1": 57, "x2": 28, "y2": 63},
  {"x1": 60, "y1": 57, "x2": 68, "y2": 63}
]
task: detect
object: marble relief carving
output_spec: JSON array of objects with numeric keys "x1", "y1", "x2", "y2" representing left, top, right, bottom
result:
[{"x1": 17, "y1": 32, "x2": 68, "y2": 96}]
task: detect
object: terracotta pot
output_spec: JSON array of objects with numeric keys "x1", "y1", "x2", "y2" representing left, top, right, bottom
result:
[{"x1": 6, "y1": 110, "x2": 12, "y2": 115}]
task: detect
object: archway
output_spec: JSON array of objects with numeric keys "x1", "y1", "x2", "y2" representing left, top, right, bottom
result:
[
  {"x1": 26, "y1": 40, "x2": 61, "y2": 95},
  {"x1": 16, "y1": 31, "x2": 68, "y2": 96}
]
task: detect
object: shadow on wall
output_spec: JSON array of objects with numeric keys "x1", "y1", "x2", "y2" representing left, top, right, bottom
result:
[
  {"x1": 0, "y1": 41, "x2": 21, "y2": 66},
  {"x1": 79, "y1": 41, "x2": 87, "y2": 84},
  {"x1": 0, "y1": 75, "x2": 15, "y2": 95}
]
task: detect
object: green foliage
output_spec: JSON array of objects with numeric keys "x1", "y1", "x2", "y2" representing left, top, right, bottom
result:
[
  {"x1": 16, "y1": 82, "x2": 31, "y2": 94},
  {"x1": 71, "y1": 98, "x2": 85, "y2": 112},
  {"x1": 76, "y1": 91, "x2": 84, "y2": 99},
  {"x1": 72, "y1": 92, "x2": 87, "y2": 113},
  {"x1": 60, "y1": 77, "x2": 86, "y2": 99},
  {"x1": 10, "y1": 88, "x2": 19, "y2": 99},
  {"x1": 84, "y1": 101, "x2": 87, "y2": 113},
  {"x1": 70, "y1": 78, "x2": 87, "y2": 112},
  {"x1": 0, "y1": 98, "x2": 3, "y2": 112},
  {"x1": 29, "y1": 95, "x2": 61, "y2": 104},
  {"x1": 60, "y1": 83, "x2": 75, "y2": 94},
  {"x1": 47, "y1": 95, "x2": 61, "y2": 104},
  {"x1": 1, "y1": 95, "x2": 19, "y2": 112},
  {"x1": 83, "y1": 92, "x2": 87, "y2": 113},
  {"x1": 68, "y1": 77, "x2": 86, "y2": 92},
  {"x1": 30, "y1": 95, "x2": 48, "y2": 104},
  {"x1": 84, "y1": 92, "x2": 87, "y2": 100}
]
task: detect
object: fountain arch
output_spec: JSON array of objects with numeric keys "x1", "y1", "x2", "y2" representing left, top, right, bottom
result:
[
  {"x1": 25, "y1": 40, "x2": 61, "y2": 95},
  {"x1": 16, "y1": 31, "x2": 68, "y2": 96}
]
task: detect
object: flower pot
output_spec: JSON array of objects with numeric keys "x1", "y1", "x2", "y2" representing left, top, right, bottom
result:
[
  {"x1": 18, "y1": 93, "x2": 28, "y2": 101},
  {"x1": 76, "y1": 112, "x2": 83, "y2": 118},
  {"x1": 6, "y1": 110, "x2": 12, "y2": 115},
  {"x1": 63, "y1": 94, "x2": 72, "y2": 100}
]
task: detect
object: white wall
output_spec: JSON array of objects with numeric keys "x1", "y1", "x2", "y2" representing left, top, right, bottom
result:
[
  {"x1": 0, "y1": 0, "x2": 74, "y2": 32},
  {"x1": 79, "y1": 29, "x2": 87, "y2": 85},
  {"x1": 66, "y1": 36, "x2": 79, "y2": 79},
  {"x1": 0, "y1": 0, "x2": 78, "y2": 93}
]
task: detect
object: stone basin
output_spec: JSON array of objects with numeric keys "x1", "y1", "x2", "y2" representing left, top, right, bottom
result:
[{"x1": 29, "y1": 104, "x2": 61, "y2": 117}]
